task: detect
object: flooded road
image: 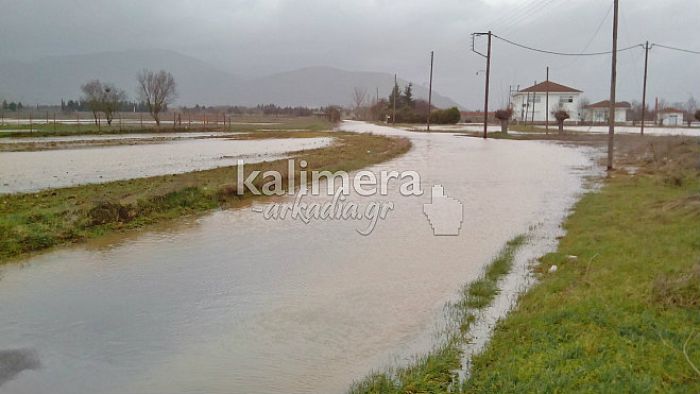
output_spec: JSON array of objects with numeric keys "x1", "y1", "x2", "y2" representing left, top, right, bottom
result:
[
  {"x1": 0, "y1": 137, "x2": 332, "y2": 194},
  {"x1": 0, "y1": 122, "x2": 598, "y2": 393}
]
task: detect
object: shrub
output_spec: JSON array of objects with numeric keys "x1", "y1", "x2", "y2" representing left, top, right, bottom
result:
[{"x1": 429, "y1": 107, "x2": 461, "y2": 125}]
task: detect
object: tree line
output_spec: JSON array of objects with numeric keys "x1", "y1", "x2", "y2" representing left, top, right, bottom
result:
[
  {"x1": 351, "y1": 82, "x2": 460, "y2": 125},
  {"x1": 65, "y1": 69, "x2": 178, "y2": 126}
]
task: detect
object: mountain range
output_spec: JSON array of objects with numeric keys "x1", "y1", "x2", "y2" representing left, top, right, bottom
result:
[{"x1": 0, "y1": 49, "x2": 461, "y2": 108}]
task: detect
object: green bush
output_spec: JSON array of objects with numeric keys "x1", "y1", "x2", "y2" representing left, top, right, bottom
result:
[{"x1": 429, "y1": 107, "x2": 461, "y2": 125}]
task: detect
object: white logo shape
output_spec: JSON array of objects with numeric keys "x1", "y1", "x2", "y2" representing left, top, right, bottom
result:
[{"x1": 423, "y1": 185, "x2": 463, "y2": 236}]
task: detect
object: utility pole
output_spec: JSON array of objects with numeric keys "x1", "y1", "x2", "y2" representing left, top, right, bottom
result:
[
  {"x1": 427, "y1": 51, "x2": 434, "y2": 132},
  {"x1": 472, "y1": 31, "x2": 492, "y2": 139},
  {"x1": 392, "y1": 74, "x2": 397, "y2": 125},
  {"x1": 531, "y1": 80, "x2": 537, "y2": 124},
  {"x1": 546, "y1": 67, "x2": 550, "y2": 134},
  {"x1": 607, "y1": 0, "x2": 619, "y2": 171},
  {"x1": 525, "y1": 90, "x2": 531, "y2": 125},
  {"x1": 641, "y1": 41, "x2": 650, "y2": 136}
]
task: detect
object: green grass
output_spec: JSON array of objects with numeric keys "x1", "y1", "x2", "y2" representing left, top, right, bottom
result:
[
  {"x1": 464, "y1": 142, "x2": 700, "y2": 392},
  {"x1": 0, "y1": 116, "x2": 330, "y2": 138},
  {"x1": 0, "y1": 130, "x2": 410, "y2": 263},
  {"x1": 348, "y1": 235, "x2": 527, "y2": 394}
]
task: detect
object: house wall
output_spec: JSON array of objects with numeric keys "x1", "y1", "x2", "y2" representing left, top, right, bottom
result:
[
  {"x1": 584, "y1": 108, "x2": 628, "y2": 123},
  {"x1": 659, "y1": 113, "x2": 684, "y2": 126},
  {"x1": 511, "y1": 92, "x2": 581, "y2": 122}
]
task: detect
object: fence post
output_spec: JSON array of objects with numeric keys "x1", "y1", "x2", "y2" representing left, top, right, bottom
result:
[{"x1": 30, "y1": 112, "x2": 33, "y2": 133}]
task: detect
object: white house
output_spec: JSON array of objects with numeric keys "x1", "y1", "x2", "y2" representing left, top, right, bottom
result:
[
  {"x1": 511, "y1": 81, "x2": 582, "y2": 123},
  {"x1": 658, "y1": 108, "x2": 685, "y2": 126},
  {"x1": 583, "y1": 100, "x2": 631, "y2": 123}
]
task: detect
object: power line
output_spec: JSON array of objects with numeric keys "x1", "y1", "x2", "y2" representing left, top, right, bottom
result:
[
  {"x1": 492, "y1": 34, "x2": 643, "y2": 56},
  {"x1": 653, "y1": 44, "x2": 700, "y2": 55}
]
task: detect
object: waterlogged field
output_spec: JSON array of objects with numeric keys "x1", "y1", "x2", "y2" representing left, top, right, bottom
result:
[
  {"x1": 0, "y1": 122, "x2": 598, "y2": 393},
  {"x1": 0, "y1": 137, "x2": 333, "y2": 194}
]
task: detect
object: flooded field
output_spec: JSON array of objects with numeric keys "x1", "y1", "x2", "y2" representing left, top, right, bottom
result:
[
  {"x1": 0, "y1": 137, "x2": 332, "y2": 194},
  {"x1": 0, "y1": 122, "x2": 598, "y2": 393},
  {"x1": 0, "y1": 132, "x2": 235, "y2": 144}
]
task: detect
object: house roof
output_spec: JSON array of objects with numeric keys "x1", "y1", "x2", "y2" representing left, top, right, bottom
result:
[
  {"x1": 584, "y1": 100, "x2": 632, "y2": 109},
  {"x1": 661, "y1": 107, "x2": 684, "y2": 113},
  {"x1": 518, "y1": 81, "x2": 582, "y2": 93}
]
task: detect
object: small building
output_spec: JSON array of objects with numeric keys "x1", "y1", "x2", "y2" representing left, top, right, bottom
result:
[
  {"x1": 511, "y1": 81, "x2": 583, "y2": 123},
  {"x1": 583, "y1": 100, "x2": 631, "y2": 123},
  {"x1": 460, "y1": 111, "x2": 495, "y2": 123},
  {"x1": 657, "y1": 108, "x2": 685, "y2": 126}
]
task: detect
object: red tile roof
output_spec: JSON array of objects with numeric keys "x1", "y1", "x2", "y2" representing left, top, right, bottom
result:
[
  {"x1": 584, "y1": 100, "x2": 632, "y2": 109},
  {"x1": 519, "y1": 81, "x2": 582, "y2": 93},
  {"x1": 661, "y1": 107, "x2": 684, "y2": 113}
]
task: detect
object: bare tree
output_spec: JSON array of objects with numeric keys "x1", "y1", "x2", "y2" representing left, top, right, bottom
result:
[
  {"x1": 685, "y1": 96, "x2": 697, "y2": 127},
  {"x1": 495, "y1": 108, "x2": 513, "y2": 134},
  {"x1": 577, "y1": 97, "x2": 590, "y2": 123},
  {"x1": 137, "y1": 69, "x2": 177, "y2": 126},
  {"x1": 102, "y1": 84, "x2": 127, "y2": 126},
  {"x1": 352, "y1": 87, "x2": 367, "y2": 120},
  {"x1": 553, "y1": 108, "x2": 570, "y2": 134},
  {"x1": 81, "y1": 80, "x2": 104, "y2": 125}
]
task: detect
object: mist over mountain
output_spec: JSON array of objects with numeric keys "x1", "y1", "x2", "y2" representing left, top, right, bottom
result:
[{"x1": 0, "y1": 50, "x2": 462, "y2": 109}]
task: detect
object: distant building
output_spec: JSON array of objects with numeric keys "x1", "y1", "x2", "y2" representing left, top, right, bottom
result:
[
  {"x1": 511, "y1": 81, "x2": 582, "y2": 122},
  {"x1": 461, "y1": 111, "x2": 495, "y2": 123},
  {"x1": 657, "y1": 108, "x2": 685, "y2": 126},
  {"x1": 583, "y1": 100, "x2": 631, "y2": 123}
]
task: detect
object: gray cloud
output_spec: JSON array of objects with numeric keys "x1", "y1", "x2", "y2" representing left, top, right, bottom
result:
[{"x1": 1, "y1": 0, "x2": 698, "y2": 108}]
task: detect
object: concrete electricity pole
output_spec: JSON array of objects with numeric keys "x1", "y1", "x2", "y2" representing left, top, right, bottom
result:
[
  {"x1": 427, "y1": 51, "x2": 434, "y2": 132},
  {"x1": 607, "y1": 0, "x2": 620, "y2": 171},
  {"x1": 641, "y1": 41, "x2": 651, "y2": 136},
  {"x1": 472, "y1": 31, "x2": 492, "y2": 139}
]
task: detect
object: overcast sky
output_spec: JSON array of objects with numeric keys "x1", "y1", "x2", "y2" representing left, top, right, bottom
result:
[{"x1": 1, "y1": 0, "x2": 698, "y2": 108}]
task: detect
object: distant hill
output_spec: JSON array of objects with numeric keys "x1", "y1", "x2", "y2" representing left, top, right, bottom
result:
[{"x1": 0, "y1": 50, "x2": 462, "y2": 108}]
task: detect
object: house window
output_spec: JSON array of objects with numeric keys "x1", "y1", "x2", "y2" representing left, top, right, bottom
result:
[
  {"x1": 559, "y1": 96, "x2": 574, "y2": 104},
  {"x1": 527, "y1": 96, "x2": 541, "y2": 103}
]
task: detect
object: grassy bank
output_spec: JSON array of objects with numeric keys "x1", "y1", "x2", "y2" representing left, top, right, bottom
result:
[
  {"x1": 465, "y1": 137, "x2": 700, "y2": 392},
  {"x1": 349, "y1": 235, "x2": 527, "y2": 393},
  {"x1": 0, "y1": 130, "x2": 410, "y2": 264}
]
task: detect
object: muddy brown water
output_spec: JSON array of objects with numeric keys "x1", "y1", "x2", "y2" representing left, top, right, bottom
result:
[
  {"x1": 0, "y1": 137, "x2": 332, "y2": 194},
  {"x1": 0, "y1": 121, "x2": 598, "y2": 393}
]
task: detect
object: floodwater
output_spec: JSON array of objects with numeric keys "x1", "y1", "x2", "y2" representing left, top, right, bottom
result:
[
  {"x1": 0, "y1": 122, "x2": 598, "y2": 394},
  {"x1": 0, "y1": 137, "x2": 332, "y2": 194},
  {"x1": 0, "y1": 132, "x2": 236, "y2": 144}
]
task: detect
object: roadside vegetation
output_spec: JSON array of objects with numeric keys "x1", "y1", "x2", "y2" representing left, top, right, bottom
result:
[
  {"x1": 464, "y1": 136, "x2": 700, "y2": 392},
  {"x1": 0, "y1": 130, "x2": 411, "y2": 264},
  {"x1": 350, "y1": 83, "x2": 460, "y2": 125},
  {"x1": 349, "y1": 235, "x2": 527, "y2": 393}
]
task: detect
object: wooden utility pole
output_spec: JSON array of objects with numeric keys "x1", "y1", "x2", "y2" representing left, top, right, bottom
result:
[
  {"x1": 392, "y1": 74, "x2": 397, "y2": 125},
  {"x1": 641, "y1": 41, "x2": 650, "y2": 136},
  {"x1": 531, "y1": 80, "x2": 537, "y2": 124},
  {"x1": 546, "y1": 67, "x2": 550, "y2": 134},
  {"x1": 427, "y1": 51, "x2": 434, "y2": 132},
  {"x1": 607, "y1": 0, "x2": 619, "y2": 171}
]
